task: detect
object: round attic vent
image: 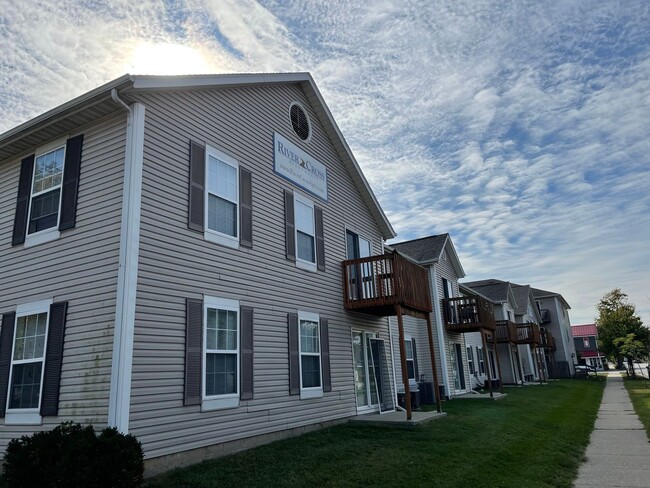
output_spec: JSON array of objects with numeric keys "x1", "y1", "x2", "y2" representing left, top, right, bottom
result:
[{"x1": 290, "y1": 102, "x2": 311, "y2": 141}]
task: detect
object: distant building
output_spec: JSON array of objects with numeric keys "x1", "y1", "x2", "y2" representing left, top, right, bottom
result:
[{"x1": 572, "y1": 324, "x2": 604, "y2": 370}]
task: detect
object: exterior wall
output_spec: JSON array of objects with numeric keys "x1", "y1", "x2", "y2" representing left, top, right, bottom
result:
[
  {"x1": 464, "y1": 332, "x2": 488, "y2": 389},
  {"x1": 537, "y1": 297, "x2": 575, "y2": 377},
  {"x1": 127, "y1": 85, "x2": 393, "y2": 459},
  {"x1": 0, "y1": 115, "x2": 126, "y2": 450}
]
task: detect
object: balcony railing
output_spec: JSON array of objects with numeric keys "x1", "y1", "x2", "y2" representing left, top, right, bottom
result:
[
  {"x1": 442, "y1": 296, "x2": 496, "y2": 333},
  {"x1": 494, "y1": 320, "x2": 518, "y2": 343},
  {"x1": 540, "y1": 330, "x2": 555, "y2": 350},
  {"x1": 516, "y1": 323, "x2": 541, "y2": 345},
  {"x1": 342, "y1": 253, "x2": 432, "y2": 317}
]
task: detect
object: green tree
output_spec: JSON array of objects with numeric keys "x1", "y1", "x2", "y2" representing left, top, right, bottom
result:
[
  {"x1": 596, "y1": 289, "x2": 649, "y2": 373},
  {"x1": 613, "y1": 333, "x2": 648, "y2": 378}
]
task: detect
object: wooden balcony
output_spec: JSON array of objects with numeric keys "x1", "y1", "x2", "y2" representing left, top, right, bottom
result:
[
  {"x1": 540, "y1": 330, "x2": 556, "y2": 350},
  {"x1": 342, "y1": 252, "x2": 432, "y2": 318},
  {"x1": 442, "y1": 296, "x2": 496, "y2": 333},
  {"x1": 516, "y1": 323, "x2": 541, "y2": 345},
  {"x1": 494, "y1": 320, "x2": 518, "y2": 343}
]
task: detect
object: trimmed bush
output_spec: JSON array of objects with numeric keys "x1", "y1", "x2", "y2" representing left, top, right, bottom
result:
[{"x1": 3, "y1": 422, "x2": 144, "y2": 487}]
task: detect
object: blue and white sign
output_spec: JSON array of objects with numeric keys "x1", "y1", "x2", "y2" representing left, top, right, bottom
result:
[{"x1": 274, "y1": 132, "x2": 328, "y2": 201}]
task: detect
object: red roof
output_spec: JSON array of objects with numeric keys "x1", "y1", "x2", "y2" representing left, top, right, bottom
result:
[{"x1": 572, "y1": 324, "x2": 597, "y2": 337}]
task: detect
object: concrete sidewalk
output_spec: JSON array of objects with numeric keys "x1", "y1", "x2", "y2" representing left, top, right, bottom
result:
[{"x1": 574, "y1": 372, "x2": 650, "y2": 488}]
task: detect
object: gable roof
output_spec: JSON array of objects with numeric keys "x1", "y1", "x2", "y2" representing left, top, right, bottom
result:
[
  {"x1": 531, "y1": 287, "x2": 571, "y2": 310},
  {"x1": 0, "y1": 72, "x2": 395, "y2": 239},
  {"x1": 462, "y1": 279, "x2": 512, "y2": 304},
  {"x1": 511, "y1": 284, "x2": 531, "y2": 315},
  {"x1": 572, "y1": 324, "x2": 597, "y2": 337},
  {"x1": 389, "y1": 233, "x2": 465, "y2": 277}
]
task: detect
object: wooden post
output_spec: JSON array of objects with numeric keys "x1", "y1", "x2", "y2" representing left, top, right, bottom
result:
[
  {"x1": 426, "y1": 314, "x2": 442, "y2": 413},
  {"x1": 396, "y1": 305, "x2": 412, "y2": 420},
  {"x1": 534, "y1": 346, "x2": 543, "y2": 384},
  {"x1": 514, "y1": 344, "x2": 525, "y2": 386},
  {"x1": 492, "y1": 332, "x2": 504, "y2": 393},
  {"x1": 481, "y1": 330, "x2": 494, "y2": 398}
]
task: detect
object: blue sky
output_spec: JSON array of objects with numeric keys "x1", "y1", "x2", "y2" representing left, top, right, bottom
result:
[{"x1": 1, "y1": 0, "x2": 649, "y2": 325}]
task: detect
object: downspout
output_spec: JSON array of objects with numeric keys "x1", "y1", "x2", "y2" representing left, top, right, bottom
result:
[
  {"x1": 108, "y1": 89, "x2": 145, "y2": 433},
  {"x1": 430, "y1": 266, "x2": 451, "y2": 398}
]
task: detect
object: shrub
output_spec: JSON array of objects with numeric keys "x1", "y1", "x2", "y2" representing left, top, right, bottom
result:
[{"x1": 3, "y1": 422, "x2": 144, "y2": 488}]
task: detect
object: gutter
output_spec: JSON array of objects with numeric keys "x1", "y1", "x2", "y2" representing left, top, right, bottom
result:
[{"x1": 107, "y1": 89, "x2": 145, "y2": 433}]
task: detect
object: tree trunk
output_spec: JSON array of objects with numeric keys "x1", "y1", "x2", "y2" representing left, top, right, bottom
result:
[{"x1": 627, "y1": 357, "x2": 635, "y2": 378}]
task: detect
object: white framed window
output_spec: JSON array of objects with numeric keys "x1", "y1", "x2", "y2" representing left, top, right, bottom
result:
[
  {"x1": 25, "y1": 140, "x2": 67, "y2": 247},
  {"x1": 6, "y1": 299, "x2": 53, "y2": 425},
  {"x1": 477, "y1": 346, "x2": 485, "y2": 375},
  {"x1": 294, "y1": 193, "x2": 316, "y2": 272},
  {"x1": 202, "y1": 296, "x2": 240, "y2": 411},
  {"x1": 298, "y1": 311, "x2": 322, "y2": 399},
  {"x1": 205, "y1": 145, "x2": 239, "y2": 249},
  {"x1": 404, "y1": 337, "x2": 416, "y2": 381},
  {"x1": 583, "y1": 337, "x2": 590, "y2": 348},
  {"x1": 467, "y1": 345, "x2": 475, "y2": 375}
]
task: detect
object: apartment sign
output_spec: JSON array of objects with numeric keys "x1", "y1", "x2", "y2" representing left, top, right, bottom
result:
[{"x1": 274, "y1": 133, "x2": 328, "y2": 201}]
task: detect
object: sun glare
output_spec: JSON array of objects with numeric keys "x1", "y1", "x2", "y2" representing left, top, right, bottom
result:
[{"x1": 129, "y1": 43, "x2": 212, "y2": 75}]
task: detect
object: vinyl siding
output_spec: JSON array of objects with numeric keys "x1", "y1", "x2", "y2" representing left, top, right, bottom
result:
[
  {"x1": 0, "y1": 115, "x2": 125, "y2": 449},
  {"x1": 128, "y1": 84, "x2": 393, "y2": 459}
]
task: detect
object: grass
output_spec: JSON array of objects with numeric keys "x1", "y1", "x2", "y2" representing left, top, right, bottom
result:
[
  {"x1": 623, "y1": 376, "x2": 650, "y2": 437},
  {"x1": 145, "y1": 378, "x2": 604, "y2": 488}
]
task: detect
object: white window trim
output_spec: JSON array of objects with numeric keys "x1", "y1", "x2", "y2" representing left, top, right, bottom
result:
[
  {"x1": 24, "y1": 138, "x2": 68, "y2": 248},
  {"x1": 298, "y1": 310, "x2": 322, "y2": 399},
  {"x1": 204, "y1": 145, "x2": 240, "y2": 250},
  {"x1": 477, "y1": 346, "x2": 486, "y2": 376},
  {"x1": 294, "y1": 192, "x2": 317, "y2": 272},
  {"x1": 5, "y1": 299, "x2": 53, "y2": 425},
  {"x1": 202, "y1": 296, "x2": 240, "y2": 411}
]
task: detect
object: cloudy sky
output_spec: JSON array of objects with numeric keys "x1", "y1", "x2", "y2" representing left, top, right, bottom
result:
[{"x1": 1, "y1": 0, "x2": 649, "y2": 325}]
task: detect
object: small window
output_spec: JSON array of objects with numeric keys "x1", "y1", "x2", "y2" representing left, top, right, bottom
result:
[
  {"x1": 290, "y1": 103, "x2": 311, "y2": 142},
  {"x1": 405, "y1": 339, "x2": 416, "y2": 381},
  {"x1": 205, "y1": 146, "x2": 239, "y2": 248},
  {"x1": 583, "y1": 337, "x2": 590, "y2": 348},
  {"x1": 467, "y1": 346, "x2": 475, "y2": 375},
  {"x1": 477, "y1": 347, "x2": 485, "y2": 375},
  {"x1": 299, "y1": 311, "x2": 322, "y2": 398},
  {"x1": 203, "y1": 297, "x2": 240, "y2": 410},
  {"x1": 294, "y1": 193, "x2": 316, "y2": 271}
]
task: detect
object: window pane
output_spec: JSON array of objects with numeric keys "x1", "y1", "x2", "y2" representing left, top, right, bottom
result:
[
  {"x1": 208, "y1": 194, "x2": 237, "y2": 237},
  {"x1": 206, "y1": 309, "x2": 217, "y2": 350},
  {"x1": 13, "y1": 313, "x2": 47, "y2": 361},
  {"x1": 205, "y1": 353, "x2": 237, "y2": 396},
  {"x1": 33, "y1": 147, "x2": 64, "y2": 194},
  {"x1": 297, "y1": 231, "x2": 315, "y2": 262},
  {"x1": 406, "y1": 360, "x2": 415, "y2": 380},
  {"x1": 404, "y1": 340, "x2": 413, "y2": 360},
  {"x1": 216, "y1": 310, "x2": 237, "y2": 351},
  {"x1": 295, "y1": 200, "x2": 314, "y2": 234},
  {"x1": 29, "y1": 189, "x2": 61, "y2": 234},
  {"x1": 208, "y1": 156, "x2": 237, "y2": 202},
  {"x1": 301, "y1": 355, "x2": 321, "y2": 388},
  {"x1": 300, "y1": 320, "x2": 319, "y2": 353},
  {"x1": 9, "y1": 362, "x2": 43, "y2": 409}
]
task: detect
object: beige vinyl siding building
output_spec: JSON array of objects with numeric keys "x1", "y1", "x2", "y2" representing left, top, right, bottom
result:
[{"x1": 0, "y1": 73, "x2": 401, "y2": 471}]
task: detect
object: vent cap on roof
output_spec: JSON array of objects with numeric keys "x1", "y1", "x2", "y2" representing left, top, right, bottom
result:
[{"x1": 290, "y1": 102, "x2": 311, "y2": 141}]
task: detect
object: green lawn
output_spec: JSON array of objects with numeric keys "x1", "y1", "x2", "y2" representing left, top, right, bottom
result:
[
  {"x1": 623, "y1": 376, "x2": 650, "y2": 437},
  {"x1": 145, "y1": 379, "x2": 604, "y2": 488}
]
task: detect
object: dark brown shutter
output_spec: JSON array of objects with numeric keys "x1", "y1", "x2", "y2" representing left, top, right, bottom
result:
[
  {"x1": 411, "y1": 338, "x2": 419, "y2": 381},
  {"x1": 40, "y1": 302, "x2": 68, "y2": 416},
  {"x1": 284, "y1": 190, "x2": 296, "y2": 261},
  {"x1": 12, "y1": 155, "x2": 35, "y2": 246},
  {"x1": 59, "y1": 134, "x2": 84, "y2": 231},
  {"x1": 320, "y1": 318, "x2": 331, "y2": 392},
  {"x1": 188, "y1": 141, "x2": 205, "y2": 232},
  {"x1": 240, "y1": 306, "x2": 254, "y2": 400},
  {"x1": 185, "y1": 298, "x2": 203, "y2": 406},
  {"x1": 239, "y1": 168, "x2": 253, "y2": 248},
  {"x1": 315, "y1": 206, "x2": 325, "y2": 271},
  {"x1": 0, "y1": 312, "x2": 16, "y2": 417},
  {"x1": 288, "y1": 313, "x2": 300, "y2": 395}
]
